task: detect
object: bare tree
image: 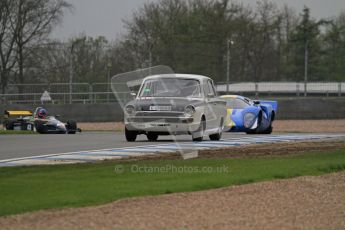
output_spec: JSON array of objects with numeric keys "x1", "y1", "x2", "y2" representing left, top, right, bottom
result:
[
  {"x1": 13, "y1": 0, "x2": 71, "y2": 86},
  {"x1": 0, "y1": 0, "x2": 16, "y2": 94}
]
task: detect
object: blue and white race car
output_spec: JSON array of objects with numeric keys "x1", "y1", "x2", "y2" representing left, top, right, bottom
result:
[{"x1": 220, "y1": 95, "x2": 277, "y2": 134}]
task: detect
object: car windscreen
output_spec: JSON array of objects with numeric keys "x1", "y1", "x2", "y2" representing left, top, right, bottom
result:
[
  {"x1": 226, "y1": 98, "x2": 249, "y2": 109},
  {"x1": 138, "y1": 78, "x2": 201, "y2": 98}
]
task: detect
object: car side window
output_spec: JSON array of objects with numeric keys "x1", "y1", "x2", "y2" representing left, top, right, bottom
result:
[
  {"x1": 234, "y1": 99, "x2": 249, "y2": 109},
  {"x1": 210, "y1": 81, "x2": 217, "y2": 96},
  {"x1": 226, "y1": 99, "x2": 247, "y2": 109},
  {"x1": 226, "y1": 99, "x2": 235, "y2": 108},
  {"x1": 206, "y1": 80, "x2": 216, "y2": 97}
]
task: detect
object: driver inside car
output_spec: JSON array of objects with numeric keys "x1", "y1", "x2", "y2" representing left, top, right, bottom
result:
[{"x1": 35, "y1": 107, "x2": 48, "y2": 119}]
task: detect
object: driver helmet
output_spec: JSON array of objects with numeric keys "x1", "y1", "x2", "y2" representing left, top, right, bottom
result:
[{"x1": 37, "y1": 108, "x2": 47, "y2": 119}]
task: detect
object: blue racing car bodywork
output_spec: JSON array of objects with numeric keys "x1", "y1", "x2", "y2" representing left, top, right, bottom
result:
[{"x1": 220, "y1": 95, "x2": 277, "y2": 134}]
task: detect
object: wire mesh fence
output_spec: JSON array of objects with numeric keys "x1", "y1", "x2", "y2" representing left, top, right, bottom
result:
[
  {"x1": 92, "y1": 83, "x2": 117, "y2": 103},
  {"x1": 216, "y1": 82, "x2": 344, "y2": 97},
  {"x1": 0, "y1": 81, "x2": 344, "y2": 104}
]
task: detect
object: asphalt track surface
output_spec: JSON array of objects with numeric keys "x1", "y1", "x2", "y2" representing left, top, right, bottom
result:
[
  {"x1": 0, "y1": 132, "x2": 275, "y2": 160},
  {"x1": 0, "y1": 132, "x2": 344, "y2": 167}
]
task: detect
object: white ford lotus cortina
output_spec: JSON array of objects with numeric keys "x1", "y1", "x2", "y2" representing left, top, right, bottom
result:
[{"x1": 124, "y1": 74, "x2": 226, "y2": 142}]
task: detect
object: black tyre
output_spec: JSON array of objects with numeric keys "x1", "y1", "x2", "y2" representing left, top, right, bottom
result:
[
  {"x1": 192, "y1": 117, "x2": 206, "y2": 142},
  {"x1": 263, "y1": 125, "x2": 273, "y2": 134},
  {"x1": 3, "y1": 120, "x2": 14, "y2": 130},
  {"x1": 209, "y1": 118, "x2": 223, "y2": 141},
  {"x1": 262, "y1": 120, "x2": 273, "y2": 134},
  {"x1": 66, "y1": 120, "x2": 77, "y2": 134},
  {"x1": 34, "y1": 121, "x2": 47, "y2": 134},
  {"x1": 125, "y1": 127, "x2": 137, "y2": 142},
  {"x1": 245, "y1": 130, "x2": 256, "y2": 134},
  {"x1": 147, "y1": 132, "x2": 159, "y2": 141}
]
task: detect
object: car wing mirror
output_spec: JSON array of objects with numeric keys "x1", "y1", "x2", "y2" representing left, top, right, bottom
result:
[
  {"x1": 253, "y1": 100, "x2": 260, "y2": 105},
  {"x1": 130, "y1": 92, "x2": 136, "y2": 97}
]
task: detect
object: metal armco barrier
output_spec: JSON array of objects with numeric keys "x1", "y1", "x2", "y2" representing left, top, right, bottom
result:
[{"x1": 1, "y1": 81, "x2": 344, "y2": 104}]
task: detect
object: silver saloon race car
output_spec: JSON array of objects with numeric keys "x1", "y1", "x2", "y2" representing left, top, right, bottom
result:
[{"x1": 124, "y1": 74, "x2": 226, "y2": 142}]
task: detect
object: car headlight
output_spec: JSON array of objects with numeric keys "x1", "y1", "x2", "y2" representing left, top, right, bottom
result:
[
  {"x1": 125, "y1": 105, "x2": 135, "y2": 115},
  {"x1": 184, "y1": 105, "x2": 196, "y2": 117},
  {"x1": 244, "y1": 112, "x2": 256, "y2": 128}
]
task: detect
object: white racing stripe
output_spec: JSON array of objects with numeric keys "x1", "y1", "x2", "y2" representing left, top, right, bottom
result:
[{"x1": 0, "y1": 133, "x2": 344, "y2": 167}]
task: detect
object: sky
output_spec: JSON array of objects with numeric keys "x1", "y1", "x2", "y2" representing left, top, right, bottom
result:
[{"x1": 50, "y1": 0, "x2": 345, "y2": 41}]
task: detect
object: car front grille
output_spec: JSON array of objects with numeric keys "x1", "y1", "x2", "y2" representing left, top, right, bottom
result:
[
  {"x1": 134, "y1": 111, "x2": 184, "y2": 117},
  {"x1": 127, "y1": 117, "x2": 182, "y2": 123},
  {"x1": 127, "y1": 110, "x2": 194, "y2": 123}
]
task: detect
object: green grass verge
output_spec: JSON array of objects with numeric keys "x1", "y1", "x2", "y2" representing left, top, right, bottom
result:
[
  {"x1": 0, "y1": 130, "x2": 37, "y2": 135},
  {"x1": 0, "y1": 150, "x2": 345, "y2": 216}
]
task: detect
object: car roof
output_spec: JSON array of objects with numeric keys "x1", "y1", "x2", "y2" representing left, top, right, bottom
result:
[
  {"x1": 143, "y1": 74, "x2": 212, "y2": 82},
  {"x1": 220, "y1": 95, "x2": 245, "y2": 100}
]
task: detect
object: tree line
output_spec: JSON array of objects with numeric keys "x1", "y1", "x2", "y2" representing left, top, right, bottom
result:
[
  {"x1": 1, "y1": 0, "x2": 345, "y2": 94},
  {"x1": 0, "y1": 0, "x2": 71, "y2": 93}
]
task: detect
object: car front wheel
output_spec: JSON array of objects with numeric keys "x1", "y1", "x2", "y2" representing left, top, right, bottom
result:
[
  {"x1": 192, "y1": 118, "x2": 206, "y2": 142},
  {"x1": 209, "y1": 118, "x2": 223, "y2": 141},
  {"x1": 66, "y1": 120, "x2": 77, "y2": 134},
  {"x1": 262, "y1": 119, "x2": 273, "y2": 134},
  {"x1": 125, "y1": 127, "x2": 137, "y2": 142},
  {"x1": 147, "y1": 132, "x2": 158, "y2": 141},
  {"x1": 34, "y1": 121, "x2": 47, "y2": 134}
]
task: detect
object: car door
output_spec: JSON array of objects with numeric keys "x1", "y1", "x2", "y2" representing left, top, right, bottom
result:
[
  {"x1": 204, "y1": 80, "x2": 224, "y2": 132},
  {"x1": 210, "y1": 80, "x2": 226, "y2": 129}
]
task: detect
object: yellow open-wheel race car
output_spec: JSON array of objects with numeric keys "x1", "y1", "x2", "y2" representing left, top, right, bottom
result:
[{"x1": 3, "y1": 107, "x2": 80, "y2": 134}]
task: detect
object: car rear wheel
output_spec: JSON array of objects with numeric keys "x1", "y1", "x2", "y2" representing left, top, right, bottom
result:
[
  {"x1": 147, "y1": 132, "x2": 159, "y2": 141},
  {"x1": 125, "y1": 127, "x2": 137, "y2": 142},
  {"x1": 263, "y1": 125, "x2": 273, "y2": 134},
  {"x1": 209, "y1": 118, "x2": 223, "y2": 141},
  {"x1": 66, "y1": 120, "x2": 77, "y2": 134},
  {"x1": 192, "y1": 117, "x2": 206, "y2": 142},
  {"x1": 3, "y1": 121, "x2": 14, "y2": 130}
]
